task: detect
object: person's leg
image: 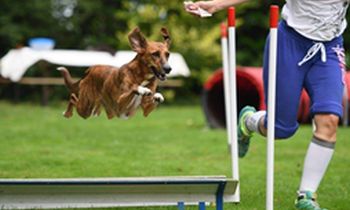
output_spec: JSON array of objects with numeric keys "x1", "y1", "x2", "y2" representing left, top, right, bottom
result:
[
  {"x1": 251, "y1": 21, "x2": 312, "y2": 139},
  {"x1": 295, "y1": 116, "x2": 338, "y2": 210},
  {"x1": 296, "y1": 38, "x2": 344, "y2": 209},
  {"x1": 298, "y1": 114, "x2": 337, "y2": 191},
  {"x1": 238, "y1": 21, "x2": 307, "y2": 158}
]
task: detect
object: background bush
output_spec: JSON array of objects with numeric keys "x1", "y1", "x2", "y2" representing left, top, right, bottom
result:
[{"x1": 0, "y1": 0, "x2": 349, "y2": 102}]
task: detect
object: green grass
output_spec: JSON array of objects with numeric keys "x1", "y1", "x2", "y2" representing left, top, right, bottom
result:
[{"x1": 0, "y1": 101, "x2": 349, "y2": 210}]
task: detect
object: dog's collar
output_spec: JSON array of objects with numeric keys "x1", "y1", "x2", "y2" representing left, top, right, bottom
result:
[
  {"x1": 140, "y1": 74, "x2": 156, "y2": 86},
  {"x1": 141, "y1": 80, "x2": 150, "y2": 86},
  {"x1": 146, "y1": 73, "x2": 155, "y2": 80}
]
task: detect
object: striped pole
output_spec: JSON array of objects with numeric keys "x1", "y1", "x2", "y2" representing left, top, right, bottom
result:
[
  {"x1": 227, "y1": 6, "x2": 240, "y2": 203},
  {"x1": 267, "y1": 5, "x2": 279, "y2": 210}
]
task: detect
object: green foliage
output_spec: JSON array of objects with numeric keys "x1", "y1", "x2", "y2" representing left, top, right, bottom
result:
[
  {"x1": 0, "y1": 0, "x2": 53, "y2": 52},
  {"x1": 0, "y1": 0, "x2": 350, "y2": 99},
  {"x1": 113, "y1": 1, "x2": 283, "y2": 84},
  {"x1": 0, "y1": 0, "x2": 121, "y2": 55}
]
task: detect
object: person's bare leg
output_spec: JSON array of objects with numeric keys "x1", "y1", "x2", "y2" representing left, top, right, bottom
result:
[{"x1": 298, "y1": 114, "x2": 337, "y2": 194}]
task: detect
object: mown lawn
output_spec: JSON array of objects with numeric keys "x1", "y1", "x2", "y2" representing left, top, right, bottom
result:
[{"x1": 0, "y1": 101, "x2": 349, "y2": 210}]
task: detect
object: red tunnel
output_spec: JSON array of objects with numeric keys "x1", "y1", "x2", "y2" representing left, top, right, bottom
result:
[{"x1": 201, "y1": 66, "x2": 350, "y2": 129}]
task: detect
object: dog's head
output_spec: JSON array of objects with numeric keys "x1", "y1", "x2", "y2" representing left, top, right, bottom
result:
[{"x1": 128, "y1": 27, "x2": 171, "y2": 81}]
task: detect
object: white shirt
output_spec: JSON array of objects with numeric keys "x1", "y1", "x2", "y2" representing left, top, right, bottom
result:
[{"x1": 282, "y1": 0, "x2": 349, "y2": 41}]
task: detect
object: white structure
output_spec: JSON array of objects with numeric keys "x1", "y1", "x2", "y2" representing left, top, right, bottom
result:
[
  {"x1": 266, "y1": 6, "x2": 279, "y2": 210},
  {"x1": 0, "y1": 176, "x2": 237, "y2": 210},
  {"x1": 0, "y1": 46, "x2": 239, "y2": 210},
  {"x1": 0, "y1": 48, "x2": 190, "y2": 82},
  {"x1": 226, "y1": 7, "x2": 240, "y2": 203}
]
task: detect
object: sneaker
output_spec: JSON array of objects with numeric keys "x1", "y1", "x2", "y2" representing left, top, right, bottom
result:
[
  {"x1": 295, "y1": 191, "x2": 328, "y2": 210},
  {"x1": 237, "y1": 106, "x2": 256, "y2": 158}
]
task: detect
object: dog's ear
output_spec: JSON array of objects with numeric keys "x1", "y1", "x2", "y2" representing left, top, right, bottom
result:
[
  {"x1": 128, "y1": 27, "x2": 148, "y2": 53},
  {"x1": 160, "y1": 27, "x2": 171, "y2": 48}
]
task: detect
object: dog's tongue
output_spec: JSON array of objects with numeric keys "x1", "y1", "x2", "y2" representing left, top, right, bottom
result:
[{"x1": 159, "y1": 74, "x2": 167, "y2": 81}]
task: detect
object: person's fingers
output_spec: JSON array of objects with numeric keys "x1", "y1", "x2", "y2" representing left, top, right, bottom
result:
[
  {"x1": 184, "y1": 2, "x2": 201, "y2": 16},
  {"x1": 188, "y1": 4, "x2": 199, "y2": 10},
  {"x1": 197, "y1": 1, "x2": 215, "y2": 13},
  {"x1": 185, "y1": 9, "x2": 201, "y2": 17},
  {"x1": 184, "y1": 1, "x2": 214, "y2": 17},
  {"x1": 184, "y1": 1, "x2": 199, "y2": 10}
]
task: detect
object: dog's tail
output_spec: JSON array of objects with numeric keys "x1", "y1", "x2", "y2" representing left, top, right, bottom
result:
[{"x1": 57, "y1": 66, "x2": 77, "y2": 92}]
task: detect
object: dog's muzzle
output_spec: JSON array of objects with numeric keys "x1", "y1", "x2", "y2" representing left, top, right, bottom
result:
[
  {"x1": 151, "y1": 66, "x2": 167, "y2": 81},
  {"x1": 151, "y1": 64, "x2": 172, "y2": 81},
  {"x1": 162, "y1": 63, "x2": 172, "y2": 74}
]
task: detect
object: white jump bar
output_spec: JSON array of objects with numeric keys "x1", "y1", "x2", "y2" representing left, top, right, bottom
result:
[{"x1": 0, "y1": 176, "x2": 238, "y2": 210}]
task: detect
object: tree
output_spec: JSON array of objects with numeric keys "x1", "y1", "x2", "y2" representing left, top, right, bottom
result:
[{"x1": 1, "y1": 0, "x2": 349, "y2": 100}]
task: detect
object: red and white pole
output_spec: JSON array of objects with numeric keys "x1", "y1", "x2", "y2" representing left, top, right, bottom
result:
[
  {"x1": 267, "y1": 5, "x2": 279, "y2": 210},
  {"x1": 220, "y1": 22, "x2": 232, "y2": 147},
  {"x1": 227, "y1": 6, "x2": 240, "y2": 203}
]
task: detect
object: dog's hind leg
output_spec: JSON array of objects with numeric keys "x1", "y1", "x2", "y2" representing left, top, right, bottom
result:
[
  {"x1": 75, "y1": 96, "x2": 95, "y2": 119},
  {"x1": 92, "y1": 103, "x2": 102, "y2": 117},
  {"x1": 63, "y1": 102, "x2": 74, "y2": 118},
  {"x1": 63, "y1": 93, "x2": 79, "y2": 118},
  {"x1": 102, "y1": 102, "x2": 115, "y2": 119}
]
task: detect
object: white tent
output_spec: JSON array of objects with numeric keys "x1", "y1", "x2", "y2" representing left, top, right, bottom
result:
[{"x1": 0, "y1": 48, "x2": 190, "y2": 82}]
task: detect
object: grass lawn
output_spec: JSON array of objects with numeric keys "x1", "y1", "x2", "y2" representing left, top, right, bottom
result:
[{"x1": 0, "y1": 100, "x2": 349, "y2": 210}]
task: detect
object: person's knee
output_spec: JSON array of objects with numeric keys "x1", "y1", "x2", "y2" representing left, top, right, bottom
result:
[
  {"x1": 315, "y1": 114, "x2": 339, "y2": 130},
  {"x1": 314, "y1": 114, "x2": 339, "y2": 142},
  {"x1": 275, "y1": 126, "x2": 298, "y2": 139},
  {"x1": 262, "y1": 119, "x2": 298, "y2": 139}
]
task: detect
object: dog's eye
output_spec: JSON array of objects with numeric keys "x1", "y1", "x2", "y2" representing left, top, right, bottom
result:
[
  {"x1": 152, "y1": 51, "x2": 160, "y2": 58},
  {"x1": 165, "y1": 52, "x2": 170, "y2": 58}
]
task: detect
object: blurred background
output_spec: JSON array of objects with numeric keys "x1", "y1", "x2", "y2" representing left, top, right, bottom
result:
[
  {"x1": 0, "y1": 0, "x2": 350, "y2": 122},
  {"x1": 1, "y1": 2, "x2": 350, "y2": 209},
  {"x1": 0, "y1": 1, "x2": 280, "y2": 100}
]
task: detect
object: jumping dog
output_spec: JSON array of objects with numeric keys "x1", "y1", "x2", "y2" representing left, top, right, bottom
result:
[{"x1": 58, "y1": 27, "x2": 171, "y2": 119}]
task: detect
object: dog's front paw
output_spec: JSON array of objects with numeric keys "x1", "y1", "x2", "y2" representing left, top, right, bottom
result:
[
  {"x1": 153, "y1": 93, "x2": 164, "y2": 103},
  {"x1": 137, "y1": 86, "x2": 152, "y2": 96}
]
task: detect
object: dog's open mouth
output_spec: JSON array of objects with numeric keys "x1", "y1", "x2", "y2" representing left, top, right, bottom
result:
[{"x1": 151, "y1": 67, "x2": 167, "y2": 81}]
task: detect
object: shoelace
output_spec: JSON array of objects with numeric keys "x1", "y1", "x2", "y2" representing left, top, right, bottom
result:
[{"x1": 298, "y1": 42, "x2": 327, "y2": 66}]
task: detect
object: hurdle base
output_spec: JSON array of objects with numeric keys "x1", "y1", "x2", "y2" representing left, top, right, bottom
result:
[{"x1": 0, "y1": 176, "x2": 238, "y2": 210}]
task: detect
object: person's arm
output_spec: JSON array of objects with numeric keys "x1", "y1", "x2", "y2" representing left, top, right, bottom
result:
[{"x1": 184, "y1": 0, "x2": 249, "y2": 15}]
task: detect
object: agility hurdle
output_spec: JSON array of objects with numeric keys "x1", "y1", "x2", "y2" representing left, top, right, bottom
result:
[
  {"x1": 221, "y1": 5, "x2": 279, "y2": 210},
  {"x1": 0, "y1": 7, "x2": 241, "y2": 210},
  {"x1": 0, "y1": 6, "x2": 281, "y2": 210},
  {"x1": 266, "y1": 6, "x2": 279, "y2": 210},
  {"x1": 0, "y1": 176, "x2": 237, "y2": 210},
  {"x1": 220, "y1": 6, "x2": 240, "y2": 203}
]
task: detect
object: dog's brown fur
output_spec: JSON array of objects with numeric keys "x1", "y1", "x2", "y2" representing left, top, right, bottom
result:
[{"x1": 58, "y1": 27, "x2": 171, "y2": 119}]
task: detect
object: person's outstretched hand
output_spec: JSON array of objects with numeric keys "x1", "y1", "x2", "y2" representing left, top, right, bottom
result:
[{"x1": 184, "y1": 1, "x2": 217, "y2": 17}]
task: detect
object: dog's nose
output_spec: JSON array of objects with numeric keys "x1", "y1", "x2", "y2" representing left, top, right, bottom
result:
[{"x1": 163, "y1": 63, "x2": 172, "y2": 74}]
